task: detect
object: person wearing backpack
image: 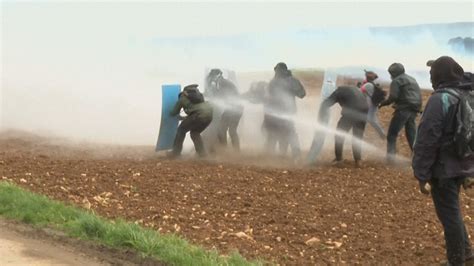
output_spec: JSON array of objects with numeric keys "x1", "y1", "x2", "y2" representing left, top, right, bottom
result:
[
  {"x1": 360, "y1": 70, "x2": 386, "y2": 139},
  {"x1": 168, "y1": 84, "x2": 213, "y2": 158},
  {"x1": 413, "y1": 56, "x2": 474, "y2": 266},
  {"x1": 379, "y1": 63, "x2": 422, "y2": 163}
]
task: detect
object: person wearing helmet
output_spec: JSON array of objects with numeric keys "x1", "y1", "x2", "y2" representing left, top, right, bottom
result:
[
  {"x1": 379, "y1": 63, "x2": 422, "y2": 164},
  {"x1": 168, "y1": 84, "x2": 213, "y2": 158},
  {"x1": 205, "y1": 68, "x2": 243, "y2": 151},
  {"x1": 205, "y1": 68, "x2": 224, "y2": 97}
]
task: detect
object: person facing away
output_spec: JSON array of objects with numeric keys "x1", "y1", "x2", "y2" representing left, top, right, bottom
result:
[
  {"x1": 360, "y1": 70, "x2": 386, "y2": 139},
  {"x1": 379, "y1": 62, "x2": 422, "y2": 163},
  {"x1": 319, "y1": 86, "x2": 369, "y2": 166},
  {"x1": 168, "y1": 84, "x2": 213, "y2": 158},
  {"x1": 206, "y1": 69, "x2": 243, "y2": 151},
  {"x1": 413, "y1": 56, "x2": 474, "y2": 266},
  {"x1": 264, "y1": 62, "x2": 306, "y2": 158}
]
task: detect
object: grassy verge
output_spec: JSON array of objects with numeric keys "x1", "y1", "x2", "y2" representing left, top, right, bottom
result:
[{"x1": 0, "y1": 181, "x2": 263, "y2": 266}]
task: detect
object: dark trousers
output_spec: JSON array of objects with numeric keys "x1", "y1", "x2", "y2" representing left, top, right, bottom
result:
[
  {"x1": 172, "y1": 114, "x2": 212, "y2": 157},
  {"x1": 431, "y1": 177, "x2": 472, "y2": 265},
  {"x1": 217, "y1": 109, "x2": 243, "y2": 151},
  {"x1": 335, "y1": 115, "x2": 367, "y2": 161},
  {"x1": 387, "y1": 109, "x2": 417, "y2": 158},
  {"x1": 264, "y1": 115, "x2": 301, "y2": 158}
]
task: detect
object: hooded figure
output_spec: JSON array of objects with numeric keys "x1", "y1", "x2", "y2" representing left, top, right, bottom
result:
[
  {"x1": 412, "y1": 56, "x2": 474, "y2": 265},
  {"x1": 264, "y1": 62, "x2": 306, "y2": 159},
  {"x1": 379, "y1": 62, "x2": 422, "y2": 163},
  {"x1": 429, "y1": 56, "x2": 466, "y2": 89}
]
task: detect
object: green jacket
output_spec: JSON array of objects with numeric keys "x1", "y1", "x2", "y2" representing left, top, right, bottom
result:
[{"x1": 170, "y1": 95, "x2": 213, "y2": 119}]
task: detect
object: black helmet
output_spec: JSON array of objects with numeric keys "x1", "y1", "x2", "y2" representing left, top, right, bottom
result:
[{"x1": 208, "y1": 68, "x2": 223, "y2": 77}]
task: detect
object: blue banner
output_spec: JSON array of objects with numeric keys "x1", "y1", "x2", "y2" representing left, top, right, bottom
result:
[{"x1": 156, "y1": 84, "x2": 181, "y2": 151}]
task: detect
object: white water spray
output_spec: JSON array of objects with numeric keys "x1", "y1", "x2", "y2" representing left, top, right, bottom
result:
[{"x1": 205, "y1": 97, "x2": 410, "y2": 163}]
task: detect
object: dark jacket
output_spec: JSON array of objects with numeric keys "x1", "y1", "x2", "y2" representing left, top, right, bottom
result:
[
  {"x1": 209, "y1": 78, "x2": 243, "y2": 113},
  {"x1": 267, "y1": 70, "x2": 306, "y2": 115},
  {"x1": 412, "y1": 82, "x2": 474, "y2": 182},
  {"x1": 319, "y1": 86, "x2": 369, "y2": 122},
  {"x1": 170, "y1": 94, "x2": 213, "y2": 120},
  {"x1": 217, "y1": 78, "x2": 243, "y2": 112},
  {"x1": 380, "y1": 64, "x2": 422, "y2": 112},
  {"x1": 213, "y1": 78, "x2": 238, "y2": 98}
]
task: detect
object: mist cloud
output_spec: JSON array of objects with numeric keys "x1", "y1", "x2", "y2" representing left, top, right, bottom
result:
[{"x1": 2, "y1": 2, "x2": 473, "y2": 145}]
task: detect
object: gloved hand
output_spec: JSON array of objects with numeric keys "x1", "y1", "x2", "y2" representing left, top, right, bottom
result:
[{"x1": 419, "y1": 181, "x2": 431, "y2": 195}]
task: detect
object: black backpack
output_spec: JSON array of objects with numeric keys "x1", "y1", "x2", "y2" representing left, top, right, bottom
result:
[
  {"x1": 437, "y1": 88, "x2": 474, "y2": 158},
  {"x1": 185, "y1": 88, "x2": 204, "y2": 104},
  {"x1": 370, "y1": 82, "x2": 387, "y2": 105}
]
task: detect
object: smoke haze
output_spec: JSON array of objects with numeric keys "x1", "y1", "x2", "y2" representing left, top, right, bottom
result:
[{"x1": 1, "y1": 2, "x2": 473, "y2": 145}]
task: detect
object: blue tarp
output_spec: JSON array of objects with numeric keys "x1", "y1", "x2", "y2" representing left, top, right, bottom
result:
[{"x1": 156, "y1": 84, "x2": 181, "y2": 151}]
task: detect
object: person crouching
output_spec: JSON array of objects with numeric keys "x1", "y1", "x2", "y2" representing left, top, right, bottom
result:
[{"x1": 168, "y1": 84, "x2": 213, "y2": 158}]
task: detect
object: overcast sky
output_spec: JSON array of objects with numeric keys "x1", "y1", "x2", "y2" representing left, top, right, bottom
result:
[
  {"x1": 3, "y1": 1, "x2": 473, "y2": 38},
  {"x1": 1, "y1": 1, "x2": 473, "y2": 144}
]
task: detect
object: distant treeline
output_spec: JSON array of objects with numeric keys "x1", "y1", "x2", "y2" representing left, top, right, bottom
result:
[{"x1": 448, "y1": 37, "x2": 474, "y2": 55}]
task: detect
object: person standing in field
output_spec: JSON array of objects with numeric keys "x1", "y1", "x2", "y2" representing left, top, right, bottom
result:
[
  {"x1": 379, "y1": 63, "x2": 422, "y2": 163},
  {"x1": 359, "y1": 70, "x2": 386, "y2": 139},
  {"x1": 318, "y1": 86, "x2": 369, "y2": 166},
  {"x1": 206, "y1": 69, "x2": 243, "y2": 151},
  {"x1": 265, "y1": 62, "x2": 306, "y2": 159},
  {"x1": 413, "y1": 56, "x2": 474, "y2": 266}
]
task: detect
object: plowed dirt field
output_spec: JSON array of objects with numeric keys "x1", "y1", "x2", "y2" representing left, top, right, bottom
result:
[
  {"x1": 1, "y1": 80, "x2": 473, "y2": 265},
  {"x1": 1, "y1": 124, "x2": 473, "y2": 265}
]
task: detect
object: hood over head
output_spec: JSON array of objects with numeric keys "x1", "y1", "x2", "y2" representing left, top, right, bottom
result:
[
  {"x1": 429, "y1": 56, "x2": 465, "y2": 89},
  {"x1": 388, "y1": 63, "x2": 405, "y2": 78}
]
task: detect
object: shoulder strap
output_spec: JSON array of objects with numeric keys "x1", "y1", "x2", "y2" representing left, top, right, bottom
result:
[
  {"x1": 435, "y1": 88, "x2": 465, "y2": 115},
  {"x1": 436, "y1": 88, "x2": 461, "y2": 99}
]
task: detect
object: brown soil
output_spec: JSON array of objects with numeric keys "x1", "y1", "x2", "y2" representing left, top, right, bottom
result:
[
  {"x1": 1, "y1": 78, "x2": 472, "y2": 265},
  {"x1": 1, "y1": 115, "x2": 473, "y2": 266}
]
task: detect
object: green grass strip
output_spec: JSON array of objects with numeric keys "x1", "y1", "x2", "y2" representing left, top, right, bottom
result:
[{"x1": 0, "y1": 181, "x2": 264, "y2": 266}]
